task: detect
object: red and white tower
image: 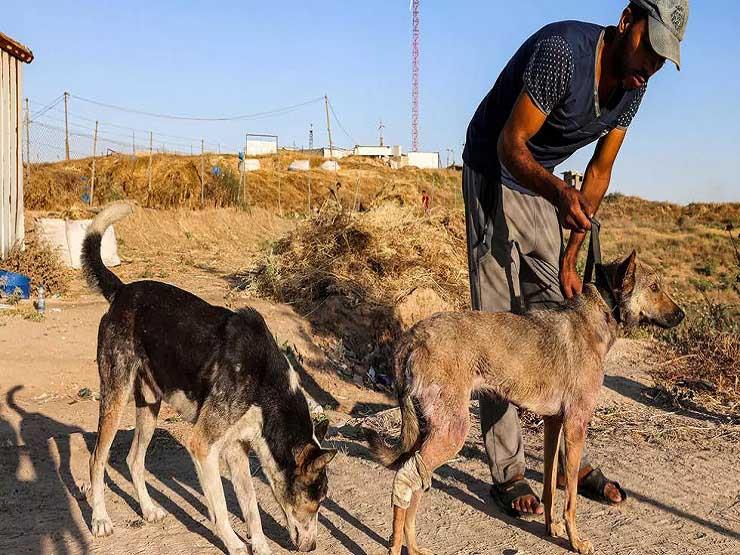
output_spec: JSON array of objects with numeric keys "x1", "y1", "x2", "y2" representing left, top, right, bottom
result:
[{"x1": 411, "y1": 0, "x2": 420, "y2": 152}]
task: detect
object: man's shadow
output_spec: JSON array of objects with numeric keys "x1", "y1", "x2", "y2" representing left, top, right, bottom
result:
[{"x1": 2, "y1": 385, "x2": 89, "y2": 555}]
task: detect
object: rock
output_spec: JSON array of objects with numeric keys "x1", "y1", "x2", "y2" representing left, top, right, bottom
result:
[
  {"x1": 394, "y1": 287, "x2": 451, "y2": 330},
  {"x1": 288, "y1": 160, "x2": 310, "y2": 171}
]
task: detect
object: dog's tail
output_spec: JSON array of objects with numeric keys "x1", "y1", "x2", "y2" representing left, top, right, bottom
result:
[
  {"x1": 81, "y1": 202, "x2": 133, "y2": 302},
  {"x1": 365, "y1": 340, "x2": 421, "y2": 467}
]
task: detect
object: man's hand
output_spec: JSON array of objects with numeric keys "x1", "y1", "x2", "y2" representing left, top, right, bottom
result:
[
  {"x1": 560, "y1": 258, "x2": 583, "y2": 299},
  {"x1": 557, "y1": 187, "x2": 593, "y2": 232}
]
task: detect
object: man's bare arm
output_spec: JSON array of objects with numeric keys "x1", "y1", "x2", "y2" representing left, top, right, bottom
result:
[
  {"x1": 497, "y1": 91, "x2": 593, "y2": 231},
  {"x1": 561, "y1": 127, "x2": 627, "y2": 298}
]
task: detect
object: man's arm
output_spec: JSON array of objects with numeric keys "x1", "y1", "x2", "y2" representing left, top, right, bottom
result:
[
  {"x1": 560, "y1": 127, "x2": 627, "y2": 298},
  {"x1": 497, "y1": 91, "x2": 593, "y2": 231}
]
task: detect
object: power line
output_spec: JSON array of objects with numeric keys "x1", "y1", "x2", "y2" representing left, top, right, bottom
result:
[
  {"x1": 328, "y1": 100, "x2": 356, "y2": 145},
  {"x1": 68, "y1": 93, "x2": 324, "y2": 122},
  {"x1": 30, "y1": 95, "x2": 64, "y2": 120}
]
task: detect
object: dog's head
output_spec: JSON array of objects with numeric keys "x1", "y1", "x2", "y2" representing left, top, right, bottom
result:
[
  {"x1": 596, "y1": 251, "x2": 685, "y2": 329},
  {"x1": 279, "y1": 419, "x2": 336, "y2": 552}
]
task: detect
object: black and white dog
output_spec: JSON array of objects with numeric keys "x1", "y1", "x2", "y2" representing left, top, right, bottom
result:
[{"x1": 81, "y1": 202, "x2": 335, "y2": 555}]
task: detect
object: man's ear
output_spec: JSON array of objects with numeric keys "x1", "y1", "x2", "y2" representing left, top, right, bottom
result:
[
  {"x1": 615, "y1": 251, "x2": 637, "y2": 295},
  {"x1": 314, "y1": 418, "x2": 330, "y2": 443}
]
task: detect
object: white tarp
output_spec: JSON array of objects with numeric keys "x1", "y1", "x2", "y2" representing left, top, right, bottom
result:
[
  {"x1": 239, "y1": 159, "x2": 261, "y2": 172},
  {"x1": 288, "y1": 160, "x2": 310, "y2": 172},
  {"x1": 36, "y1": 218, "x2": 122, "y2": 269}
]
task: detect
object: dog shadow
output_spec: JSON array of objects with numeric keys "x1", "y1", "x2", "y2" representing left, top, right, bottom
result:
[
  {"x1": 603, "y1": 374, "x2": 736, "y2": 423},
  {"x1": 329, "y1": 437, "x2": 570, "y2": 552}
]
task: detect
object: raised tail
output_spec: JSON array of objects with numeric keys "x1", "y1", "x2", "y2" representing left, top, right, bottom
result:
[
  {"x1": 364, "y1": 340, "x2": 421, "y2": 467},
  {"x1": 81, "y1": 202, "x2": 133, "y2": 302}
]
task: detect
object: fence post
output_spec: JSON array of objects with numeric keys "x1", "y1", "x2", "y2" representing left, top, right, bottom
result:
[
  {"x1": 200, "y1": 139, "x2": 205, "y2": 207},
  {"x1": 353, "y1": 177, "x2": 359, "y2": 212},
  {"x1": 24, "y1": 98, "x2": 31, "y2": 182},
  {"x1": 278, "y1": 175, "x2": 283, "y2": 218},
  {"x1": 90, "y1": 121, "x2": 99, "y2": 205},
  {"x1": 147, "y1": 131, "x2": 153, "y2": 202},
  {"x1": 308, "y1": 174, "x2": 312, "y2": 214}
]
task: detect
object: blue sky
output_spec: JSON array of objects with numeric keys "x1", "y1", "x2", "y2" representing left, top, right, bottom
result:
[{"x1": 6, "y1": 1, "x2": 739, "y2": 203}]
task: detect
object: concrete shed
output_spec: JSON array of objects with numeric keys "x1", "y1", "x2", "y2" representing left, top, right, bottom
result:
[{"x1": 0, "y1": 32, "x2": 33, "y2": 258}]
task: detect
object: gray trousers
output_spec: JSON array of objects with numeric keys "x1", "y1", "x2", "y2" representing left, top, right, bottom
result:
[{"x1": 462, "y1": 165, "x2": 590, "y2": 484}]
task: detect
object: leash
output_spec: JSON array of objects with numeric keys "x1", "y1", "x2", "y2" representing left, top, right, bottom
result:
[{"x1": 583, "y1": 216, "x2": 601, "y2": 284}]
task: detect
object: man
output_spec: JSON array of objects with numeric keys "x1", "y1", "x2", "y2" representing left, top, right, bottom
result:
[{"x1": 462, "y1": 1, "x2": 688, "y2": 516}]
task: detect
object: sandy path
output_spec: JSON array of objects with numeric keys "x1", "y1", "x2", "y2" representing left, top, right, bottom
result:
[{"x1": 1, "y1": 296, "x2": 738, "y2": 555}]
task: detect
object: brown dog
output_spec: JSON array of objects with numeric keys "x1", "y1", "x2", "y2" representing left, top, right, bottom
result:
[{"x1": 368, "y1": 252, "x2": 684, "y2": 555}]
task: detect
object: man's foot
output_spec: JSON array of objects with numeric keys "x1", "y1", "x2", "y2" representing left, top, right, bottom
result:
[
  {"x1": 490, "y1": 474, "x2": 544, "y2": 517},
  {"x1": 557, "y1": 465, "x2": 626, "y2": 504}
]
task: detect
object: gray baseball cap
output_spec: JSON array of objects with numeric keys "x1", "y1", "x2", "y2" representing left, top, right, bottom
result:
[{"x1": 631, "y1": 0, "x2": 689, "y2": 69}]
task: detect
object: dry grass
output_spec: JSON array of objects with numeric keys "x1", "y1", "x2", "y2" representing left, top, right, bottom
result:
[
  {"x1": 244, "y1": 204, "x2": 467, "y2": 311},
  {"x1": 27, "y1": 152, "x2": 462, "y2": 214},
  {"x1": 0, "y1": 240, "x2": 70, "y2": 296}
]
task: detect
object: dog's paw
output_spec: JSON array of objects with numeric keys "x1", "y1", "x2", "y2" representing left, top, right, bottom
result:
[
  {"x1": 547, "y1": 520, "x2": 565, "y2": 538},
  {"x1": 249, "y1": 537, "x2": 272, "y2": 555},
  {"x1": 91, "y1": 516, "x2": 114, "y2": 537},
  {"x1": 142, "y1": 504, "x2": 167, "y2": 523},
  {"x1": 572, "y1": 538, "x2": 594, "y2": 554},
  {"x1": 76, "y1": 480, "x2": 91, "y2": 498}
]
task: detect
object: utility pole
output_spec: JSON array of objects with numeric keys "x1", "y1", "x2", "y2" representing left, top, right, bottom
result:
[
  {"x1": 24, "y1": 98, "x2": 31, "y2": 179},
  {"x1": 200, "y1": 139, "x2": 205, "y2": 206},
  {"x1": 309, "y1": 123, "x2": 314, "y2": 150},
  {"x1": 132, "y1": 131, "x2": 136, "y2": 155},
  {"x1": 63, "y1": 91, "x2": 70, "y2": 160},
  {"x1": 379, "y1": 119, "x2": 385, "y2": 146},
  {"x1": 147, "y1": 131, "x2": 153, "y2": 197},
  {"x1": 324, "y1": 95, "x2": 334, "y2": 159},
  {"x1": 90, "y1": 121, "x2": 99, "y2": 205}
]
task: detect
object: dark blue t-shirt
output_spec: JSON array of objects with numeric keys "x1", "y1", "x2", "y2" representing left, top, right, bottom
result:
[{"x1": 463, "y1": 21, "x2": 646, "y2": 194}]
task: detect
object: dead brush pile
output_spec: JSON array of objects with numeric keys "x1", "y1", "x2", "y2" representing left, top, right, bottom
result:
[
  {"x1": 242, "y1": 204, "x2": 468, "y2": 358},
  {"x1": 0, "y1": 240, "x2": 70, "y2": 295},
  {"x1": 652, "y1": 300, "x2": 739, "y2": 420}
]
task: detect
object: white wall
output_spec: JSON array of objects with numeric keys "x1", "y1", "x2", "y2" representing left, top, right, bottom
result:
[
  {"x1": 407, "y1": 151, "x2": 440, "y2": 169},
  {"x1": 354, "y1": 145, "x2": 393, "y2": 157},
  {"x1": 246, "y1": 139, "x2": 278, "y2": 156},
  {"x1": 0, "y1": 49, "x2": 24, "y2": 258}
]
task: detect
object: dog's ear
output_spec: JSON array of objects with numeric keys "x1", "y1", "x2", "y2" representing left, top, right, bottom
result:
[
  {"x1": 615, "y1": 251, "x2": 637, "y2": 295},
  {"x1": 308, "y1": 449, "x2": 337, "y2": 473},
  {"x1": 314, "y1": 418, "x2": 330, "y2": 443}
]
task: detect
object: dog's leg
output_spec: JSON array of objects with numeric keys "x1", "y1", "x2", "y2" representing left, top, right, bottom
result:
[
  {"x1": 89, "y1": 387, "x2": 129, "y2": 537},
  {"x1": 189, "y1": 429, "x2": 247, "y2": 555},
  {"x1": 393, "y1": 409, "x2": 469, "y2": 555},
  {"x1": 126, "y1": 384, "x2": 165, "y2": 524},
  {"x1": 562, "y1": 414, "x2": 593, "y2": 555},
  {"x1": 543, "y1": 415, "x2": 564, "y2": 538},
  {"x1": 225, "y1": 441, "x2": 271, "y2": 555}
]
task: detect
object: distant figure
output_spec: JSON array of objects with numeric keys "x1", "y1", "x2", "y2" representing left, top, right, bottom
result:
[
  {"x1": 330, "y1": 181, "x2": 343, "y2": 211},
  {"x1": 421, "y1": 189, "x2": 430, "y2": 216}
]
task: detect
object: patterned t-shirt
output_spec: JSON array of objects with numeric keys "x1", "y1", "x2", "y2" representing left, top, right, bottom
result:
[{"x1": 463, "y1": 21, "x2": 647, "y2": 195}]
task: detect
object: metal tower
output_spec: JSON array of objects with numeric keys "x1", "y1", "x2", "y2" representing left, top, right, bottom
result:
[{"x1": 411, "y1": 0, "x2": 420, "y2": 152}]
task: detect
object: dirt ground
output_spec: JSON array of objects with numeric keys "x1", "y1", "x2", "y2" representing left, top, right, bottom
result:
[{"x1": 1, "y1": 281, "x2": 738, "y2": 555}]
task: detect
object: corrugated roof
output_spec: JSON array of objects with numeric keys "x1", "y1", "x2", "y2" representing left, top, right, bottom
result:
[{"x1": 0, "y1": 32, "x2": 34, "y2": 63}]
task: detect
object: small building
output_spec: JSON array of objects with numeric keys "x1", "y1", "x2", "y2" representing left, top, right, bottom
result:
[
  {"x1": 562, "y1": 170, "x2": 584, "y2": 189},
  {"x1": 0, "y1": 32, "x2": 34, "y2": 258},
  {"x1": 300, "y1": 146, "x2": 352, "y2": 159},
  {"x1": 407, "y1": 151, "x2": 440, "y2": 169}
]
